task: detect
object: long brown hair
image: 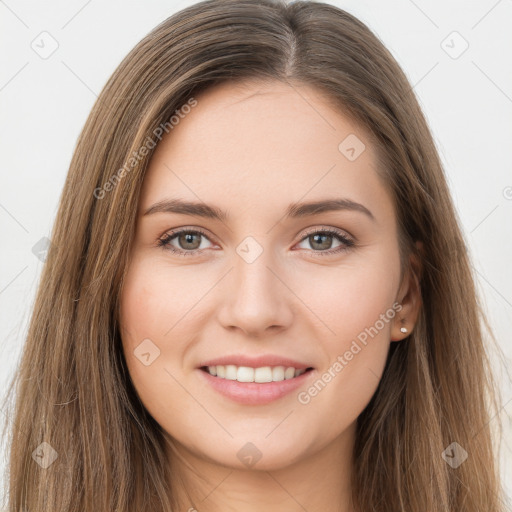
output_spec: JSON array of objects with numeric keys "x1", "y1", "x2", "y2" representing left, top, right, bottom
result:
[{"x1": 1, "y1": 0, "x2": 506, "y2": 510}]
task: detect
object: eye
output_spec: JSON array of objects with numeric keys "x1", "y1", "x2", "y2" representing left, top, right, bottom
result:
[
  {"x1": 294, "y1": 227, "x2": 355, "y2": 256},
  {"x1": 157, "y1": 226, "x2": 355, "y2": 257},
  {"x1": 157, "y1": 228, "x2": 215, "y2": 256}
]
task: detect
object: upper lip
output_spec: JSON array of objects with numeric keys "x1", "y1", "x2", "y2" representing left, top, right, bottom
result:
[{"x1": 198, "y1": 354, "x2": 313, "y2": 370}]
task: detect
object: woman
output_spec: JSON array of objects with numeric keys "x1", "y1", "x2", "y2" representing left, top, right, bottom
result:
[{"x1": 1, "y1": 0, "x2": 506, "y2": 510}]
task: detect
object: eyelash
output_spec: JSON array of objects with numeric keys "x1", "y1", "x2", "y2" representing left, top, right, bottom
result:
[{"x1": 157, "y1": 226, "x2": 355, "y2": 257}]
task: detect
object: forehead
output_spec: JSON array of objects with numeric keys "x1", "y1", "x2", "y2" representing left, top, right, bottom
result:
[{"x1": 139, "y1": 80, "x2": 394, "y2": 225}]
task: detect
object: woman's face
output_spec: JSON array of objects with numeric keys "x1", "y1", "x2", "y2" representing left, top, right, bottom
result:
[{"x1": 119, "y1": 80, "x2": 414, "y2": 471}]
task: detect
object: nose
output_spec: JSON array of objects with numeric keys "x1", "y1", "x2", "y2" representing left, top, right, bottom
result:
[{"x1": 216, "y1": 250, "x2": 294, "y2": 337}]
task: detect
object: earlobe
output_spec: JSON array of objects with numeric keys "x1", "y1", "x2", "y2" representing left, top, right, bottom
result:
[
  {"x1": 391, "y1": 242, "x2": 423, "y2": 342},
  {"x1": 390, "y1": 312, "x2": 411, "y2": 342}
]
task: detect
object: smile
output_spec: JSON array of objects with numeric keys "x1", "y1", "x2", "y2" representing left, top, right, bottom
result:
[
  {"x1": 198, "y1": 365, "x2": 315, "y2": 405},
  {"x1": 201, "y1": 364, "x2": 312, "y2": 383}
]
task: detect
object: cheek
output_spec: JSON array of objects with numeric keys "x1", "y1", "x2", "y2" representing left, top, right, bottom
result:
[
  {"x1": 119, "y1": 258, "x2": 193, "y2": 344},
  {"x1": 118, "y1": 260, "x2": 187, "y2": 402},
  {"x1": 118, "y1": 257, "x2": 219, "y2": 410},
  {"x1": 298, "y1": 248, "x2": 400, "y2": 350},
  {"x1": 295, "y1": 249, "x2": 400, "y2": 425},
  {"x1": 119, "y1": 269, "x2": 162, "y2": 347},
  {"x1": 297, "y1": 339, "x2": 389, "y2": 448},
  {"x1": 296, "y1": 298, "x2": 395, "y2": 445}
]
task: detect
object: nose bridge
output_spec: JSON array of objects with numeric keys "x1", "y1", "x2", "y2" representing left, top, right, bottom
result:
[{"x1": 217, "y1": 238, "x2": 292, "y2": 335}]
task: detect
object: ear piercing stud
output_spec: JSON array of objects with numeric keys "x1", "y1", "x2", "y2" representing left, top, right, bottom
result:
[{"x1": 400, "y1": 327, "x2": 408, "y2": 333}]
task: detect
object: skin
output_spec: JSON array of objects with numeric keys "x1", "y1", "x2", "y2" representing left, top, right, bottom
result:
[{"x1": 119, "y1": 79, "x2": 421, "y2": 512}]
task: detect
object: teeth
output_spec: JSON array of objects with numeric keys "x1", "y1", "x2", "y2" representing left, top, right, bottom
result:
[
  {"x1": 254, "y1": 367, "x2": 272, "y2": 383},
  {"x1": 225, "y1": 365, "x2": 237, "y2": 380},
  {"x1": 206, "y1": 365, "x2": 307, "y2": 383},
  {"x1": 272, "y1": 366, "x2": 284, "y2": 381},
  {"x1": 237, "y1": 366, "x2": 255, "y2": 382},
  {"x1": 285, "y1": 367, "x2": 295, "y2": 379}
]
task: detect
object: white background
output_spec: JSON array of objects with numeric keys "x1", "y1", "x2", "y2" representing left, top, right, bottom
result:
[{"x1": 1, "y1": 0, "x2": 511, "y2": 506}]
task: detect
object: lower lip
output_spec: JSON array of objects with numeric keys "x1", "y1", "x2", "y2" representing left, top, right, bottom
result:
[{"x1": 197, "y1": 368, "x2": 315, "y2": 405}]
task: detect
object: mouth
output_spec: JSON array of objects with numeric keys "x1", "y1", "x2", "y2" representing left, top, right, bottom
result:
[
  {"x1": 200, "y1": 365, "x2": 315, "y2": 383},
  {"x1": 198, "y1": 364, "x2": 316, "y2": 405}
]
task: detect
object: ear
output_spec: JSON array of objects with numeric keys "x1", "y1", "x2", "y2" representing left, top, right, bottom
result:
[{"x1": 391, "y1": 241, "x2": 423, "y2": 342}]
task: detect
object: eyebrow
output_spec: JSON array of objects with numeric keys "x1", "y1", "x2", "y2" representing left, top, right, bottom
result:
[{"x1": 143, "y1": 197, "x2": 375, "y2": 222}]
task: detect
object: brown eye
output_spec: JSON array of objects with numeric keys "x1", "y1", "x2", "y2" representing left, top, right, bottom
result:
[
  {"x1": 158, "y1": 229, "x2": 214, "y2": 256},
  {"x1": 296, "y1": 228, "x2": 355, "y2": 256},
  {"x1": 176, "y1": 232, "x2": 202, "y2": 250}
]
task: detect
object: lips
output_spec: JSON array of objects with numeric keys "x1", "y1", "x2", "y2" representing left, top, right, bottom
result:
[{"x1": 196, "y1": 354, "x2": 315, "y2": 405}]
